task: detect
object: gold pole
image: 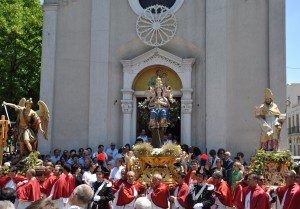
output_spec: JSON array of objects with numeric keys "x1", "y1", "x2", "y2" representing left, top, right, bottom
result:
[{"x1": 0, "y1": 115, "x2": 6, "y2": 165}]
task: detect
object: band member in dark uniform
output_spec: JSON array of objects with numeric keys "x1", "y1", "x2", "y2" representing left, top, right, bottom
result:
[
  {"x1": 90, "y1": 166, "x2": 113, "y2": 209},
  {"x1": 187, "y1": 168, "x2": 215, "y2": 209}
]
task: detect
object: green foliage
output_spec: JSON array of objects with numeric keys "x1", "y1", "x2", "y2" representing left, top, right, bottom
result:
[
  {"x1": 252, "y1": 149, "x2": 294, "y2": 174},
  {"x1": 0, "y1": 0, "x2": 42, "y2": 115},
  {"x1": 20, "y1": 151, "x2": 39, "y2": 175}
]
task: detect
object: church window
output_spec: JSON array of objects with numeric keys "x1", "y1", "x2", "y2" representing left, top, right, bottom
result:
[{"x1": 139, "y1": 0, "x2": 176, "y2": 9}]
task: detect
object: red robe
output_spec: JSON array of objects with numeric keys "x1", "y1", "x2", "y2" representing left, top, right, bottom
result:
[
  {"x1": 64, "y1": 173, "x2": 76, "y2": 197},
  {"x1": 16, "y1": 177, "x2": 41, "y2": 201},
  {"x1": 174, "y1": 183, "x2": 189, "y2": 209},
  {"x1": 214, "y1": 180, "x2": 233, "y2": 207},
  {"x1": 151, "y1": 183, "x2": 169, "y2": 209},
  {"x1": 233, "y1": 180, "x2": 248, "y2": 207},
  {"x1": 52, "y1": 174, "x2": 67, "y2": 200},
  {"x1": 117, "y1": 181, "x2": 141, "y2": 206},
  {"x1": 277, "y1": 183, "x2": 300, "y2": 209},
  {"x1": 40, "y1": 173, "x2": 57, "y2": 197},
  {"x1": 287, "y1": 188, "x2": 300, "y2": 209},
  {"x1": 238, "y1": 185, "x2": 270, "y2": 209},
  {"x1": 0, "y1": 175, "x2": 26, "y2": 189},
  {"x1": 112, "y1": 178, "x2": 126, "y2": 194},
  {"x1": 184, "y1": 170, "x2": 192, "y2": 184}
]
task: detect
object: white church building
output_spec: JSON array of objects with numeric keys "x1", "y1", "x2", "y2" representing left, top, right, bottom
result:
[{"x1": 40, "y1": 0, "x2": 287, "y2": 161}]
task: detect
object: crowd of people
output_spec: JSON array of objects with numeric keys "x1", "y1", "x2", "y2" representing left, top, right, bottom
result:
[{"x1": 0, "y1": 138, "x2": 300, "y2": 209}]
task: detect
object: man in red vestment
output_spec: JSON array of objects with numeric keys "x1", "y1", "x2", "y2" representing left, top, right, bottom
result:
[
  {"x1": 233, "y1": 174, "x2": 248, "y2": 208},
  {"x1": 0, "y1": 166, "x2": 26, "y2": 190},
  {"x1": 185, "y1": 160, "x2": 199, "y2": 185},
  {"x1": 63, "y1": 164, "x2": 76, "y2": 197},
  {"x1": 236, "y1": 173, "x2": 270, "y2": 209},
  {"x1": 274, "y1": 170, "x2": 300, "y2": 209},
  {"x1": 169, "y1": 172, "x2": 189, "y2": 209},
  {"x1": 16, "y1": 168, "x2": 41, "y2": 209},
  {"x1": 40, "y1": 165, "x2": 57, "y2": 197},
  {"x1": 51, "y1": 165, "x2": 68, "y2": 209},
  {"x1": 147, "y1": 173, "x2": 169, "y2": 209},
  {"x1": 211, "y1": 171, "x2": 233, "y2": 209},
  {"x1": 112, "y1": 168, "x2": 127, "y2": 209},
  {"x1": 117, "y1": 171, "x2": 142, "y2": 209}
]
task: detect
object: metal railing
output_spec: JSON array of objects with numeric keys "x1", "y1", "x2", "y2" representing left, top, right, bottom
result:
[{"x1": 288, "y1": 126, "x2": 300, "y2": 134}]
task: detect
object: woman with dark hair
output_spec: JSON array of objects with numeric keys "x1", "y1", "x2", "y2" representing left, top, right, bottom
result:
[
  {"x1": 72, "y1": 163, "x2": 83, "y2": 186},
  {"x1": 191, "y1": 146, "x2": 201, "y2": 161},
  {"x1": 217, "y1": 148, "x2": 225, "y2": 160},
  {"x1": 181, "y1": 144, "x2": 189, "y2": 153}
]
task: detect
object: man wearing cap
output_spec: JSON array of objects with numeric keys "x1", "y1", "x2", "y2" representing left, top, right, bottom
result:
[
  {"x1": 187, "y1": 169, "x2": 215, "y2": 209},
  {"x1": 169, "y1": 172, "x2": 189, "y2": 209},
  {"x1": 147, "y1": 173, "x2": 169, "y2": 209},
  {"x1": 117, "y1": 171, "x2": 142, "y2": 209},
  {"x1": 256, "y1": 88, "x2": 284, "y2": 151},
  {"x1": 91, "y1": 166, "x2": 113, "y2": 209}
]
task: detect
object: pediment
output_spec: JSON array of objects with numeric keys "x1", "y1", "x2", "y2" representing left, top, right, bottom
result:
[{"x1": 121, "y1": 48, "x2": 183, "y2": 67}]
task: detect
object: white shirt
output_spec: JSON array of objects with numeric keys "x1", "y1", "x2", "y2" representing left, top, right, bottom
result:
[
  {"x1": 137, "y1": 135, "x2": 148, "y2": 142},
  {"x1": 109, "y1": 165, "x2": 125, "y2": 181},
  {"x1": 245, "y1": 191, "x2": 251, "y2": 209},
  {"x1": 5, "y1": 179, "x2": 16, "y2": 190},
  {"x1": 82, "y1": 171, "x2": 97, "y2": 185},
  {"x1": 106, "y1": 148, "x2": 119, "y2": 160}
]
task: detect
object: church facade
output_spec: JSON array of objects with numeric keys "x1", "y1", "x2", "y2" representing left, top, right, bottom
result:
[{"x1": 40, "y1": 0, "x2": 287, "y2": 160}]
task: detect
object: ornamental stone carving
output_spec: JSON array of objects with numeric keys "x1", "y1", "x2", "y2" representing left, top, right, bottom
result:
[
  {"x1": 181, "y1": 102, "x2": 192, "y2": 114},
  {"x1": 132, "y1": 54, "x2": 181, "y2": 74},
  {"x1": 121, "y1": 101, "x2": 133, "y2": 113},
  {"x1": 136, "y1": 5, "x2": 177, "y2": 47}
]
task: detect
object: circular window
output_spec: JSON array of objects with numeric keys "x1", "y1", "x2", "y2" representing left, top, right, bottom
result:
[
  {"x1": 129, "y1": 0, "x2": 184, "y2": 15},
  {"x1": 139, "y1": 0, "x2": 176, "y2": 9},
  {"x1": 136, "y1": 5, "x2": 177, "y2": 47}
]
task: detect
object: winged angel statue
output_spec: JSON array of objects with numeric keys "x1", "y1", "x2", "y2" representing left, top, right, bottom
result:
[{"x1": 2, "y1": 98, "x2": 50, "y2": 156}]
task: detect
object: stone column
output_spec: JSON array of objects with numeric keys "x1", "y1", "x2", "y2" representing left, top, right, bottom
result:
[
  {"x1": 88, "y1": 0, "x2": 110, "y2": 149},
  {"x1": 121, "y1": 90, "x2": 134, "y2": 145},
  {"x1": 181, "y1": 88, "x2": 193, "y2": 146},
  {"x1": 39, "y1": 0, "x2": 58, "y2": 154},
  {"x1": 268, "y1": 0, "x2": 287, "y2": 149}
]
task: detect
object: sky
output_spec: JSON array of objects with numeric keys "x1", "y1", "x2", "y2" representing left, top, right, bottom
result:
[
  {"x1": 286, "y1": 0, "x2": 300, "y2": 84},
  {"x1": 39, "y1": 0, "x2": 299, "y2": 84}
]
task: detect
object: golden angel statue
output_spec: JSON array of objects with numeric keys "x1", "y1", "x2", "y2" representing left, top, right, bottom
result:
[
  {"x1": 255, "y1": 88, "x2": 285, "y2": 151},
  {"x1": 2, "y1": 98, "x2": 50, "y2": 156}
]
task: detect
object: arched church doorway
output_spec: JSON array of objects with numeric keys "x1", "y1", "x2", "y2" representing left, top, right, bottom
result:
[{"x1": 133, "y1": 65, "x2": 182, "y2": 144}]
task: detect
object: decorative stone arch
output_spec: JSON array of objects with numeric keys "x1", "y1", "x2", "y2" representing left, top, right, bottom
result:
[{"x1": 120, "y1": 48, "x2": 195, "y2": 145}]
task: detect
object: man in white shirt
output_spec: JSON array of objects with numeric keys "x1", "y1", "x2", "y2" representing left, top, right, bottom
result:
[
  {"x1": 82, "y1": 163, "x2": 97, "y2": 186},
  {"x1": 50, "y1": 149, "x2": 61, "y2": 164},
  {"x1": 136, "y1": 129, "x2": 148, "y2": 142},
  {"x1": 106, "y1": 143, "x2": 118, "y2": 160},
  {"x1": 109, "y1": 158, "x2": 125, "y2": 182}
]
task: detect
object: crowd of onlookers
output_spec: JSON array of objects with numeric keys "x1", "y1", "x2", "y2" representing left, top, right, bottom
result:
[{"x1": 1, "y1": 130, "x2": 300, "y2": 209}]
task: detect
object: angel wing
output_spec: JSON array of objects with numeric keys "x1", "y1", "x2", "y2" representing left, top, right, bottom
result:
[
  {"x1": 36, "y1": 100, "x2": 50, "y2": 140},
  {"x1": 18, "y1": 98, "x2": 26, "y2": 107}
]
